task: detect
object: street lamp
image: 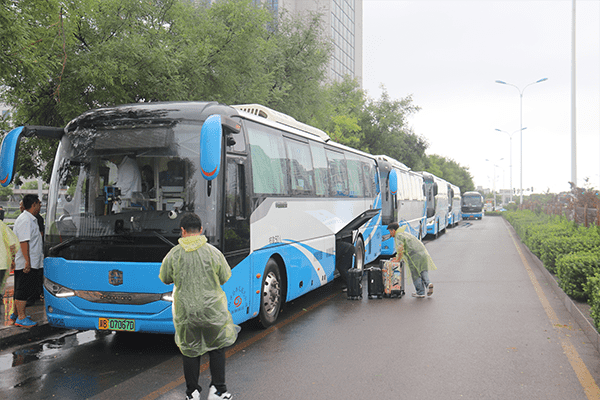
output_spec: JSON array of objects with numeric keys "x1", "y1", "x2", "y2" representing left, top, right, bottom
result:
[
  {"x1": 485, "y1": 158, "x2": 504, "y2": 210},
  {"x1": 495, "y1": 127, "x2": 527, "y2": 203},
  {"x1": 495, "y1": 78, "x2": 548, "y2": 204}
]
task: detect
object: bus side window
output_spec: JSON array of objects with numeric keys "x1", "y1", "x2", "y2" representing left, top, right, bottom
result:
[
  {"x1": 309, "y1": 142, "x2": 329, "y2": 197},
  {"x1": 325, "y1": 149, "x2": 348, "y2": 197},
  {"x1": 285, "y1": 138, "x2": 315, "y2": 196}
]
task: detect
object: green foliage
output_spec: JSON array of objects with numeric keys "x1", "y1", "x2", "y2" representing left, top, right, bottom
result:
[
  {"x1": 360, "y1": 88, "x2": 426, "y2": 170},
  {"x1": 424, "y1": 154, "x2": 475, "y2": 194},
  {"x1": 557, "y1": 251, "x2": 600, "y2": 301},
  {"x1": 585, "y1": 273, "x2": 600, "y2": 331},
  {"x1": 1, "y1": 0, "x2": 331, "y2": 183},
  {"x1": 1, "y1": 0, "x2": 475, "y2": 192},
  {"x1": 0, "y1": 184, "x2": 13, "y2": 201},
  {"x1": 540, "y1": 230, "x2": 600, "y2": 273}
]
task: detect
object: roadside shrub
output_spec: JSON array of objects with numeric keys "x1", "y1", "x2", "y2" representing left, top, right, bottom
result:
[
  {"x1": 540, "y1": 229, "x2": 600, "y2": 274},
  {"x1": 556, "y1": 250, "x2": 600, "y2": 301},
  {"x1": 585, "y1": 273, "x2": 600, "y2": 331}
]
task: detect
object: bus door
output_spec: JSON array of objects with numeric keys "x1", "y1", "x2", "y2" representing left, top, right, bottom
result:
[{"x1": 224, "y1": 155, "x2": 250, "y2": 268}]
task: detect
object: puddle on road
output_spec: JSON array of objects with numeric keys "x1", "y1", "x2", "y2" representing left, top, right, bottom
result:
[{"x1": 0, "y1": 330, "x2": 111, "y2": 372}]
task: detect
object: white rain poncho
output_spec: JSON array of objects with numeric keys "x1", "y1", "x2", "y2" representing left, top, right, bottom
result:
[
  {"x1": 394, "y1": 229, "x2": 437, "y2": 283},
  {"x1": 159, "y1": 234, "x2": 239, "y2": 357}
]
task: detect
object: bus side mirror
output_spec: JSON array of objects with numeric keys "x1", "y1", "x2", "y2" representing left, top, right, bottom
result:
[
  {"x1": 433, "y1": 182, "x2": 438, "y2": 196},
  {"x1": 389, "y1": 169, "x2": 398, "y2": 196},
  {"x1": 1, "y1": 125, "x2": 64, "y2": 187},
  {"x1": 200, "y1": 115, "x2": 223, "y2": 181},
  {"x1": 0, "y1": 126, "x2": 25, "y2": 187}
]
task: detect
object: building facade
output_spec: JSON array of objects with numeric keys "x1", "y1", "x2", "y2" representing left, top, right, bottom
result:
[{"x1": 272, "y1": 0, "x2": 363, "y2": 85}]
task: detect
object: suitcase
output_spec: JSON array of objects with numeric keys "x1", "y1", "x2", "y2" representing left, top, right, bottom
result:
[
  {"x1": 346, "y1": 268, "x2": 363, "y2": 300},
  {"x1": 367, "y1": 267, "x2": 384, "y2": 299},
  {"x1": 381, "y1": 259, "x2": 405, "y2": 298}
]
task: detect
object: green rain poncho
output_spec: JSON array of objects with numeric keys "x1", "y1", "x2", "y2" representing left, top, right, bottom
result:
[
  {"x1": 394, "y1": 228, "x2": 437, "y2": 282},
  {"x1": 1, "y1": 220, "x2": 19, "y2": 293},
  {"x1": 159, "y1": 234, "x2": 239, "y2": 358}
]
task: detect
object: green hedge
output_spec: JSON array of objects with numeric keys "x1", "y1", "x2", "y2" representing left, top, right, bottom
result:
[
  {"x1": 585, "y1": 274, "x2": 600, "y2": 331},
  {"x1": 556, "y1": 250, "x2": 600, "y2": 301},
  {"x1": 540, "y1": 229, "x2": 600, "y2": 274}
]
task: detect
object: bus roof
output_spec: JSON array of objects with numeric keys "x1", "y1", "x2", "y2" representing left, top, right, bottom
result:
[{"x1": 233, "y1": 104, "x2": 330, "y2": 142}]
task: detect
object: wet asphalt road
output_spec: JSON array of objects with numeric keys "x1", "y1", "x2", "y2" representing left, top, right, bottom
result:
[{"x1": 2, "y1": 216, "x2": 600, "y2": 399}]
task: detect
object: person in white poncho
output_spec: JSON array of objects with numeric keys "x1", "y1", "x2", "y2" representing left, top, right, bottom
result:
[{"x1": 159, "y1": 213, "x2": 239, "y2": 400}]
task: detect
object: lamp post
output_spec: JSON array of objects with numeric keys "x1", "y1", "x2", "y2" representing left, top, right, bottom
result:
[
  {"x1": 495, "y1": 78, "x2": 548, "y2": 205},
  {"x1": 486, "y1": 158, "x2": 504, "y2": 210},
  {"x1": 495, "y1": 127, "x2": 526, "y2": 203}
]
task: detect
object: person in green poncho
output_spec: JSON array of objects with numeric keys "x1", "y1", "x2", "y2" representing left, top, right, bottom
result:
[
  {"x1": 159, "y1": 213, "x2": 239, "y2": 400},
  {"x1": 387, "y1": 222, "x2": 437, "y2": 298},
  {"x1": 1, "y1": 220, "x2": 19, "y2": 295}
]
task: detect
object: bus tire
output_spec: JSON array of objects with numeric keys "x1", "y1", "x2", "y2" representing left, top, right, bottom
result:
[
  {"x1": 257, "y1": 259, "x2": 283, "y2": 328},
  {"x1": 354, "y1": 237, "x2": 365, "y2": 271}
]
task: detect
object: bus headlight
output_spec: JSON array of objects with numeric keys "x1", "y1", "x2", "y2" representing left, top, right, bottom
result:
[
  {"x1": 161, "y1": 292, "x2": 174, "y2": 302},
  {"x1": 44, "y1": 277, "x2": 76, "y2": 298}
]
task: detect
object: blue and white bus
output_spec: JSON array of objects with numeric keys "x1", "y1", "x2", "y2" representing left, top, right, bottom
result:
[
  {"x1": 375, "y1": 155, "x2": 426, "y2": 257},
  {"x1": 447, "y1": 183, "x2": 462, "y2": 227},
  {"x1": 0, "y1": 102, "x2": 381, "y2": 332},
  {"x1": 461, "y1": 191, "x2": 484, "y2": 220},
  {"x1": 419, "y1": 172, "x2": 449, "y2": 238}
]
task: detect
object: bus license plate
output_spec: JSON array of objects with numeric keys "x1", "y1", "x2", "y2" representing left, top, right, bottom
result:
[{"x1": 99, "y1": 317, "x2": 135, "y2": 332}]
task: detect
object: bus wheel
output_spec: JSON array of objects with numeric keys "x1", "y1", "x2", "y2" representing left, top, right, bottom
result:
[
  {"x1": 354, "y1": 237, "x2": 365, "y2": 271},
  {"x1": 258, "y1": 259, "x2": 282, "y2": 328}
]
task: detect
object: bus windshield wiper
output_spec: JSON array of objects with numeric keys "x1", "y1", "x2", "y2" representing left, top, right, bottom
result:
[
  {"x1": 152, "y1": 231, "x2": 176, "y2": 248},
  {"x1": 48, "y1": 235, "x2": 134, "y2": 256}
]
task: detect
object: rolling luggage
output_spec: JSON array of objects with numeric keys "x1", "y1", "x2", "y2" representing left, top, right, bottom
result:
[
  {"x1": 381, "y1": 259, "x2": 405, "y2": 298},
  {"x1": 346, "y1": 268, "x2": 363, "y2": 300},
  {"x1": 367, "y1": 267, "x2": 384, "y2": 299}
]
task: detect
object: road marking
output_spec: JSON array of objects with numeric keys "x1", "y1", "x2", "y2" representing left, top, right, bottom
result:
[
  {"x1": 140, "y1": 291, "x2": 340, "y2": 400},
  {"x1": 506, "y1": 222, "x2": 600, "y2": 400}
]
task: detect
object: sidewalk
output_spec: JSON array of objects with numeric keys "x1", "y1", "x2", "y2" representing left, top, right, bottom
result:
[{"x1": 0, "y1": 274, "x2": 62, "y2": 350}]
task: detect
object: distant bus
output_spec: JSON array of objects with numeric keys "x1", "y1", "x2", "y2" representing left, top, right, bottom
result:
[
  {"x1": 461, "y1": 191, "x2": 484, "y2": 220},
  {"x1": 447, "y1": 183, "x2": 462, "y2": 227},
  {"x1": 375, "y1": 155, "x2": 426, "y2": 257},
  {"x1": 420, "y1": 172, "x2": 449, "y2": 238},
  {"x1": 0, "y1": 102, "x2": 381, "y2": 333}
]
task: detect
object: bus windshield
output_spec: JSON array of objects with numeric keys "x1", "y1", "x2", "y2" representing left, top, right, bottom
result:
[
  {"x1": 462, "y1": 195, "x2": 483, "y2": 207},
  {"x1": 46, "y1": 120, "x2": 214, "y2": 262}
]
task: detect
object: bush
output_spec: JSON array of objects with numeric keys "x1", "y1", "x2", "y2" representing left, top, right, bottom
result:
[
  {"x1": 556, "y1": 250, "x2": 600, "y2": 301},
  {"x1": 585, "y1": 273, "x2": 600, "y2": 331},
  {"x1": 540, "y1": 229, "x2": 600, "y2": 274}
]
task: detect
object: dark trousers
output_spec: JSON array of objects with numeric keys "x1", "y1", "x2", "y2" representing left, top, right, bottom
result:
[{"x1": 183, "y1": 348, "x2": 226, "y2": 397}]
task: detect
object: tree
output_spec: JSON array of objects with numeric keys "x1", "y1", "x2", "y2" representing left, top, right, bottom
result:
[
  {"x1": 424, "y1": 154, "x2": 475, "y2": 194},
  {"x1": 360, "y1": 87, "x2": 426, "y2": 170},
  {"x1": 309, "y1": 78, "x2": 366, "y2": 148},
  {"x1": 262, "y1": 9, "x2": 331, "y2": 122},
  {"x1": 0, "y1": 0, "x2": 332, "y2": 183}
]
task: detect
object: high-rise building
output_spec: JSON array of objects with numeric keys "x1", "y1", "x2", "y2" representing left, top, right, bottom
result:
[{"x1": 270, "y1": 0, "x2": 363, "y2": 85}]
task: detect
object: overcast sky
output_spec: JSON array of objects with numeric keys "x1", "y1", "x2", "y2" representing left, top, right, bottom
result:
[{"x1": 362, "y1": 0, "x2": 599, "y2": 195}]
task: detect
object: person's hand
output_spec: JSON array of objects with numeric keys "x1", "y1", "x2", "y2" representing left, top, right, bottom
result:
[{"x1": 24, "y1": 260, "x2": 31, "y2": 273}]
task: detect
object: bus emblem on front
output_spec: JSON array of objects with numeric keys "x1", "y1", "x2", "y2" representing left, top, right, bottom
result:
[{"x1": 109, "y1": 270, "x2": 123, "y2": 286}]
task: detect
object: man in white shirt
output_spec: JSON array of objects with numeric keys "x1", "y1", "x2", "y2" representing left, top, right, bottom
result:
[
  {"x1": 12, "y1": 194, "x2": 44, "y2": 328},
  {"x1": 110, "y1": 155, "x2": 142, "y2": 213},
  {"x1": 116, "y1": 155, "x2": 142, "y2": 199}
]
